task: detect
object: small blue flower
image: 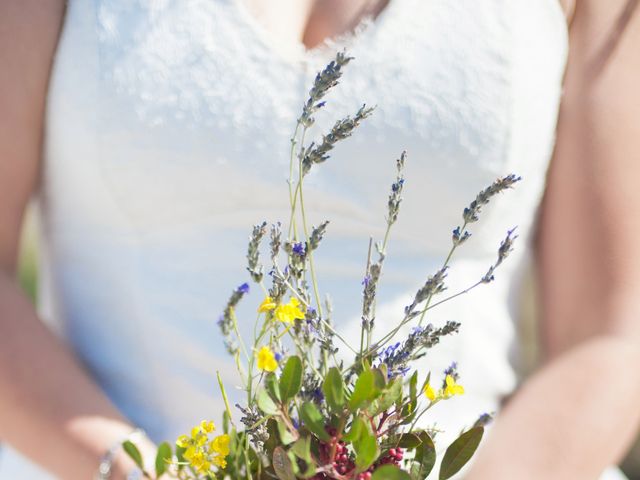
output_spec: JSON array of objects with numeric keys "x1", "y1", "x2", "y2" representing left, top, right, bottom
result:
[
  {"x1": 237, "y1": 282, "x2": 250, "y2": 294},
  {"x1": 312, "y1": 387, "x2": 324, "y2": 403},
  {"x1": 274, "y1": 352, "x2": 283, "y2": 362},
  {"x1": 362, "y1": 275, "x2": 371, "y2": 287},
  {"x1": 411, "y1": 326, "x2": 425, "y2": 335},
  {"x1": 391, "y1": 178, "x2": 405, "y2": 192},
  {"x1": 292, "y1": 242, "x2": 306, "y2": 257}
]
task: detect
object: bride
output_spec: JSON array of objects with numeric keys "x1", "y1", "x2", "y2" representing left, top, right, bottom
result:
[{"x1": 1, "y1": 0, "x2": 639, "y2": 478}]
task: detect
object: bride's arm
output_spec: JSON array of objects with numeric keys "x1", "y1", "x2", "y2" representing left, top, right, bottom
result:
[
  {"x1": 0, "y1": 2, "x2": 155, "y2": 479},
  {"x1": 467, "y1": 1, "x2": 640, "y2": 478}
]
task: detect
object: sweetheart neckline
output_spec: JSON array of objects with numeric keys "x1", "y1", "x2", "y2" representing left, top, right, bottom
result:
[{"x1": 230, "y1": 0, "x2": 402, "y2": 68}]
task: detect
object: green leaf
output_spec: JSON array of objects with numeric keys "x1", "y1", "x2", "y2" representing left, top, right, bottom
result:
[
  {"x1": 354, "y1": 429, "x2": 380, "y2": 473},
  {"x1": 266, "y1": 372, "x2": 281, "y2": 403},
  {"x1": 300, "y1": 402, "x2": 331, "y2": 441},
  {"x1": 410, "y1": 431, "x2": 436, "y2": 480},
  {"x1": 291, "y1": 436, "x2": 312, "y2": 462},
  {"x1": 264, "y1": 419, "x2": 280, "y2": 456},
  {"x1": 370, "y1": 377, "x2": 403, "y2": 415},
  {"x1": 174, "y1": 444, "x2": 186, "y2": 471},
  {"x1": 290, "y1": 436, "x2": 317, "y2": 478},
  {"x1": 323, "y1": 367, "x2": 346, "y2": 412},
  {"x1": 401, "y1": 371, "x2": 420, "y2": 424},
  {"x1": 372, "y1": 465, "x2": 412, "y2": 480},
  {"x1": 122, "y1": 440, "x2": 144, "y2": 470},
  {"x1": 273, "y1": 446, "x2": 296, "y2": 480},
  {"x1": 377, "y1": 364, "x2": 389, "y2": 382},
  {"x1": 277, "y1": 418, "x2": 297, "y2": 445},
  {"x1": 154, "y1": 442, "x2": 172, "y2": 478},
  {"x1": 409, "y1": 371, "x2": 418, "y2": 409},
  {"x1": 393, "y1": 432, "x2": 422, "y2": 449},
  {"x1": 372, "y1": 368, "x2": 387, "y2": 389},
  {"x1": 343, "y1": 416, "x2": 366, "y2": 443},
  {"x1": 279, "y1": 356, "x2": 303, "y2": 403},
  {"x1": 258, "y1": 389, "x2": 280, "y2": 415},
  {"x1": 439, "y1": 427, "x2": 484, "y2": 480},
  {"x1": 349, "y1": 368, "x2": 379, "y2": 411}
]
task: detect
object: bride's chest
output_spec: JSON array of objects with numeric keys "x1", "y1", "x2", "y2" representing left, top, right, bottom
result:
[{"x1": 46, "y1": 0, "x2": 566, "y2": 255}]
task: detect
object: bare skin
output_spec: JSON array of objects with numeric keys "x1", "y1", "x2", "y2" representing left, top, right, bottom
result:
[
  {"x1": 468, "y1": 0, "x2": 640, "y2": 478},
  {"x1": 1, "y1": 0, "x2": 639, "y2": 479},
  {"x1": 0, "y1": 2, "x2": 155, "y2": 479}
]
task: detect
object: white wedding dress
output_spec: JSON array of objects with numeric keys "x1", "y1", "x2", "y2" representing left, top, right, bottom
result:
[{"x1": 0, "y1": 0, "x2": 628, "y2": 478}]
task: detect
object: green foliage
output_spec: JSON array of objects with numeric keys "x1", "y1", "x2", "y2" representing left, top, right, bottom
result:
[
  {"x1": 277, "y1": 418, "x2": 297, "y2": 445},
  {"x1": 439, "y1": 427, "x2": 484, "y2": 480},
  {"x1": 273, "y1": 446, "x2": 296, "y2": 480},
  {"x1": 300, "y1": 402, "x2": 331, "y2": 441},
  {"x1": 155, "y1": 442, "x2": 172, "y2": 477},
  {"x1": 279, "y1": 356, "x2": 303, "y2": 403},
  {"x1": 372, "y1": 465, "x2": 412, "y2": 480},
  {"x1": 258, "y1": 389, "x2": 280, "y2": 415},
  {"x1": 354, "y1": 429, "x2": 380, "y2": 473},
  {"x1": 323, "y1": 367, "x2": 346, "y2": 412},
  {"x1": 122, "y1": 440, "x2": 144, "y2": 471},
  {"x1": 410, "y1": 432, "x2": 436, "y2": 480},
  {"x1": 349, "y1": 368, "x2": 379, "y2": 411}
]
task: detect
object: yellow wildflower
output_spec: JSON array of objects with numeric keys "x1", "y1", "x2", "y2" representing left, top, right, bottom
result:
[
  {"x1": 256, "y1": 345, "x2": 278, "y2": 372},
  {"x1": 176, "y1": 435, "x2": 190, "y2": 448},
  {"x1": 190, "y1": 451, "x2": 210, "y2": 474},
  {"x1": 200, "y1": 420, "x2": 215, "y2": 433},
  {"x1": 211, "y1": 434, "x2": 230, "y2": 456},
  {"x1": 213, "y1": 455, "x2": 227, "y2": 468},
  {"x1": 183, "y1": 445, "x2": 197, "y2": 461},
  {"x1": 444, "y1": 374, "x2": 464, "y2": 397},
  {"x1": 424, "y1": 382, "x2": 438, "y2": 402},
  {"x1": 176, "y1": 421, "x2": 229, "y2": 475},
  {"x1": 274, "y1": 297, "x2": 306, "y2": 324},
  {"x1": 258, "y1": 296, "x2": 277, "y2": 313}
]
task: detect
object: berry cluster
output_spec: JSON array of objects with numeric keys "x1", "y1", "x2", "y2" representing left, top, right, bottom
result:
[
  {"x1": 311, "y1": 428, "x2": 355, "y2": 479},
  {"x1": 354, "y1": 447, "x2": 405, "y2": 479},
  {"x1": 311, "y1": 427, "x2": 407, "y2": 480},
  {"x1": 376, "y1": 447, "x2": 404, "y2": 466}
]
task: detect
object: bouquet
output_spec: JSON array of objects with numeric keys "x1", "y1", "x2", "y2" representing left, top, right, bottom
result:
[{"x1": 123, "y1": 51, "x2": 520, "y2": 480}]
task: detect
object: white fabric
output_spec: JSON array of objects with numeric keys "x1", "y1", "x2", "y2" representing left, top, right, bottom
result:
[{"x1": 0, "y1": 0, "x2": 627, "y2": 478}]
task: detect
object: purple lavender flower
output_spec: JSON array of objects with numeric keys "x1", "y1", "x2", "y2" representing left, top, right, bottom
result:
[
  {"x1": 237, "y1": 282, "x2": 250, "y2": 294},
  {"x1": 311, "y1": 387, "x2": 324, "y2": 404},
  {"x1": 292, "y1": 242, "x2": 306, "y2": 257}
]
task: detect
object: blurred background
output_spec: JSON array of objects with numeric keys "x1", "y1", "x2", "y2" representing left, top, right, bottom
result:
[{"x1": 15, "y1": 204, "x2": 640, "y2": 479}]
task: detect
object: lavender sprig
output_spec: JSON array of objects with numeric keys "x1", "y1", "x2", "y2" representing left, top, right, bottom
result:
[
  {"x1": 301, "y1": 105, "x2": 375, "y2": 176},
  {"x1": 218, "y1": 283, "x2": 250, "y2": 356},
  {"x1": 359, "y1": 153, "x2": 408, "y2": 357},
  {"x1": 247, "y1": 222, "x2": 268, "y2": 283},
  {"x1": 299, "y1": 51, "x2": 353, "y2": 128}
]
